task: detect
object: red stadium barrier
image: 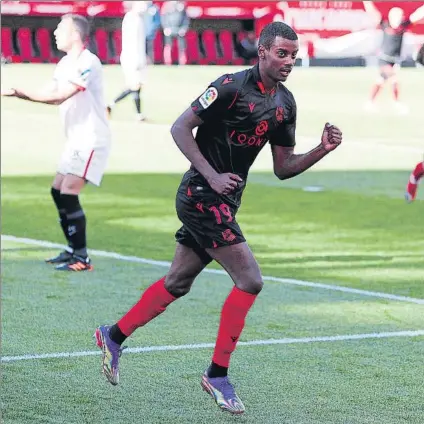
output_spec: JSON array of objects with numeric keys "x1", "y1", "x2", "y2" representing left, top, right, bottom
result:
[
  {"x1": 219, "y1": 30, "x2": 243, "y2": 66},
  {"x1": 1, "y1": 27, "x2": 21, "y2": 63},
  {"x1": 111, "y1": 29, "x2": 122, "y2": 64},
  {"x1": 94, "y1": 28, "x2": 109, "y2": 63},
  {"x1": 35, "y1": 27, "x2": 56, "y2": 63},
  {"x1": 185, "y1": 30, "x2": 200, "y2": 65},
  {"x1": 200, "y1": 30, "x2": 218, "y2": 65},
  {"x1": 153, "y1": 31, "x2": 164, "y2": 65},
  {"x1": 2, "y1": 1, "x2": 423, "y2": 64},
  {"x1": 17, "y1": 27, "x2": 41, "y2": 63}
]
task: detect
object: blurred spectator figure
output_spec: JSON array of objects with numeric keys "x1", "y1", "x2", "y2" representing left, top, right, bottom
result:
[
  {"x1": 145, "y1": 1, "x2": 161, "y2": 64},
  {"x1": 160, "y1": 1, "x2": 190, "y2": 65},
  {"x1": 107, "y1": 1, "x2": 148, "y2": 121},
  {"x1": 414, "y1": 43, "x2": 424, "y2": 66},
  {"x1": 238, "y1": 31, "x2": 258, "y2": 63}
]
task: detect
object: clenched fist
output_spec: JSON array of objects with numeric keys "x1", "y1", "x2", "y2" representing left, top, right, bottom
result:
[{"x1": 321, "y1": 123, "x2": 343, "y2": 152}]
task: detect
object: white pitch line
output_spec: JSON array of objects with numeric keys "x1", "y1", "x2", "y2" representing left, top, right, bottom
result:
[
  {"x1": 2, "y1": 330, "x2": 423, "y2": 363},
  {"x1": 3, "y1": 235, "x2": 424, "y2": 305}
]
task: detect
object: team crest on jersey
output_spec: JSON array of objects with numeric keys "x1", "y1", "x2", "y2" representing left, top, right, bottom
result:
[
  {"x1": 276, "y1": 106, "x2": 284, "y2": 123},
  {"x1": 199, "y1": 87, "x2": 218, "y2": 109},
  {"x1": 255, "y1": 120, "x2": 268, "y2": 136}
]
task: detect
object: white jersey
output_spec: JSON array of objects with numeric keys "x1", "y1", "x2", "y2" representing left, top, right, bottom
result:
[
  {"x1": 120, "y1": 11, "x2": 146, "y2": 67},
  {"x1": 54, "y1": 49, "x2": 111, "y2": 149}
]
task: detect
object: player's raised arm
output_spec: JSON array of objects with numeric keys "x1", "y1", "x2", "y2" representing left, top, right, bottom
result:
[
  {"x1": 362, "y1": 1, "x2": 382, "y2": 26},
  {"x1": 1, "y1": 61, "x2": 93, "y2": 104},
  {"x1": 171, "y1": 76, "x2": 243, "y2": 195},
  {"x1": 271, "y1": 122, "x2": 342, "y2": 180},
  {"x1": 1, "y1": 81, "x2": 82, "y2": 105},
  {"x1": 410, "y1": 5, "x2": 424, "y2": 24}
]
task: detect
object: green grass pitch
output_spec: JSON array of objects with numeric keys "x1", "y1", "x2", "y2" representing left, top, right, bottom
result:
[{"x1": 1, "y1": 64, "x2": 423, "y2": 423}]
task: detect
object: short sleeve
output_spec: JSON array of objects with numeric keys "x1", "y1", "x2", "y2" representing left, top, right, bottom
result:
[
  {"x1": 69, "y1": 55, "x2": 96, "y2": 91},
  {"x1": 191, "y1": 74, "x2": 239, "y2": 123},
  {"x1": 53, "y1": 57, "x2": 66, "y2": 81},
  {"x1": 269, "y1": 98, "x2": 297, "y2": 148}
]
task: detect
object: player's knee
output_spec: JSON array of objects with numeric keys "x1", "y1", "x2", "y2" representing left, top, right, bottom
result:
[
  {"x1": 379, "y1": 71, "x2": 389, "y2": 81},
  {"x1": 376, "y1": 76, "x2": 385, "y2": 85},
  {"x1": 164, "y1": 272, "x2": 194, "y2": 298},
  {"x1": 61, "y1": 176, "x2": 85, "y2": 194},
  {"x1": 236, "y1": 278, "x2": 263, "y2": 295}
]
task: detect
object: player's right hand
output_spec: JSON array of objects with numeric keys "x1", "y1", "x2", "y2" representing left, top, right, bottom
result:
[
  {"x1": 209, "y1": 173, "x2": 243, "y2": 195},
  {"x1": 1, "y1": 88, "x2": 16, "y2": 96}
]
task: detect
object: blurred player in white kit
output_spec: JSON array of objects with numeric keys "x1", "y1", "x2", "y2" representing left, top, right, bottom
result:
[
  {"x1": 1, "y1": 14, "x2": 111, "y2": 271},
  {"x1": 107, "y1": 1, "x2": 148, "y2": 121}
]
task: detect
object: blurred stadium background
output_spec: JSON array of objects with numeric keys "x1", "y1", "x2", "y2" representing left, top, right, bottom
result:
[{"x1": 2, "y1": 1, "x2": 423, "y2": 423}]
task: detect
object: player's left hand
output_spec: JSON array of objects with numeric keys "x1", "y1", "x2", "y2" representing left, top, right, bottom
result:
[
  {"x1": 1, "y1": 87, "x2": 16, "y2": 96},
  {"x1": 320, "y1": 122, "x2": 342, "y2": 152}
]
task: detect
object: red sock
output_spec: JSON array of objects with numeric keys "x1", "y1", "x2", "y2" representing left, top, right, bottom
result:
[
  {"x1": 212, "y1": 287, "x2": 258, "y2": 368},
  {"x1": 412, "y1": 162, "x2": 424, "y2": 181},
  {"x1": 118, "y1": 277, "x2": 176, "y2": 337},
  {"x1": 371, "y1": 83, "x2": 382, "y2": 101},
  {"x1": 406, "y1": 162, "x2": 424, "y2": 201},
  {"x1": 392, "y1": 83, "x2": 399, "y2": 101}
]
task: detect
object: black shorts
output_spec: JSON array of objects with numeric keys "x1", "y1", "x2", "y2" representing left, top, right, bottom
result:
[{"x1": 175, "y1": 178, "x2": 246, "y2": 264}]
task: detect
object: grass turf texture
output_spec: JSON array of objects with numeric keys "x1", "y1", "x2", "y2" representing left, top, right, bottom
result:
[{"x1": 1, "y1": 64, "x2": 423, "y2": 423}]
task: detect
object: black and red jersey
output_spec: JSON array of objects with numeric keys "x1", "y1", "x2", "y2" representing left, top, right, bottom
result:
[{"x1": 184, "y1": 64, "x2": 297, "y2": 207}]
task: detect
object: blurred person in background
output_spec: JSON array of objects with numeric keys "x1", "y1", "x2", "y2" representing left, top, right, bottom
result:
[
  {"x1": 1, "y1": 14, "x2": 111, "y2": 272},
  {"x1": 107, "y1": 1, "x2": 147, "y2": 121},
  {"x1": 363, "y1": 1, "x2": 424, "y2": 114},
  {"x1": 405, "y1": 45, "x2": 424, "y2": 203},
  {"x1": 238, "y1": 30, "x2": 258, "y2": 63},
  {"x1": 405, "y1": 158, "x2": 424, "y2": 202},
  {"x1": 414, "y1": 42, "x2": 424, "y2": 66},
  {"x1": 145, "y1": 1, "x2": 161, "y2": 63},
  {"x1": 160, "y1": 0, "x2": 190, "y2": 65}
]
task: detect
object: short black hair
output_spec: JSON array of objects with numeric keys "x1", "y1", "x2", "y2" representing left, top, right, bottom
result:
[
  {"x1": 62, "y1": 14, "x2": 90, "y2": 41},
  {"x1": 259, "y1": 22, "x2": 298, "y2": 50}
]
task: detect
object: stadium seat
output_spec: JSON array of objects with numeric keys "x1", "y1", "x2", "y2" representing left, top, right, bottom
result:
[
  {"x1": 111, "y1": 29, "x2": 122, "y2": 64},
  {"x1": 35, "y1": 28, "x2": 55, "y2": 63},
  {"x1": 185, "y1": 30, "x2": 200, "y2": 64},
  {"x1": 153, "y1": 31, "x2": 164, "y2": 64},
  {"x1": 200, "y1": 30, "x2": 218, "y2": 65},
  {"x1": 1, "y1": 27, "x2": 21, "y2": 63},
  {"x1": 218, "y1": 30, "x2": 243, "y2": 66},
  {"x1": 17, "y1": 27, "x2": 40, "y2": 63},
  {"x1": 94, "y1": 29, "x2": 109, "y2": 63}
]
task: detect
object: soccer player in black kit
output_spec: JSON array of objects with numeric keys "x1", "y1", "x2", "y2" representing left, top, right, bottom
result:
[
  {"x1": 94, "y1": 22, "x2": 343, "y2": 415},
  {"x1": 363, "y1": 2, "x2": 424, "y2": 113}
]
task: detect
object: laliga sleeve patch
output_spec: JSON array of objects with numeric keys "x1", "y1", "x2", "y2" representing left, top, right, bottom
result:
[{"x1": 199, "y1": 87, "x2": 218, "y2": 109}]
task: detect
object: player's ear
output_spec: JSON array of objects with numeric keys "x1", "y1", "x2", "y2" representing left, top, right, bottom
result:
[{"x1": 258, "y1": 45, "x2": 265, "y2": 61}]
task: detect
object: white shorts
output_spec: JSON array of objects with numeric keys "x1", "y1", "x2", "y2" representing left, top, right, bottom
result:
[
  {"x1": 57, "y1": 145, "x2": 110, "y2": 186},
  {"x1": 121, "y1": 61, "x2": 147, "y2": 87}
]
